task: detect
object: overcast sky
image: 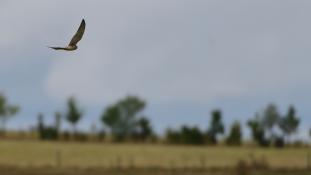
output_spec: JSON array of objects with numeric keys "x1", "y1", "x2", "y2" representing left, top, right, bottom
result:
[{"x1": 0, "y1": 0, "x2": 310, "y2": 138}]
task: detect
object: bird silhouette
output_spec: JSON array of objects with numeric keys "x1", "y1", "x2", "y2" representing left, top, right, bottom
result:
[{"x1": 49, "y1": 19, "x2": 86, "y2": 51}]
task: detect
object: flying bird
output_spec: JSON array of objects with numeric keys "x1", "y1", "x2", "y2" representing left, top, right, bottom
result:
[{"x1": 49, "y1": 19, "x2": 86, "y2": 51}]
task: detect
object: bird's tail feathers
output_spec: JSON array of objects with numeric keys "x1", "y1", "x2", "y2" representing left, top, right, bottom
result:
[{"x1": 47, "y1": 46, "x2": 65, "y2": 50}]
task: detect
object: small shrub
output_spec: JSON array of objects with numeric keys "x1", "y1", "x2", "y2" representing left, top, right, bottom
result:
[
  {"x1": 74, "y1": 132, "x2": 88, "y2": 142},
  {"x1": 165, "y1": 129, "x2": 181, "y2": 144},
  {"x1": 274, "y1": 137, "x2": 285, "y2": 148},
  {"x1": 97, "y1": 130, "x2": 106, "y2": 142},
  {"x1": 39, "y1": 127, "x2": 58, "y2": 140},
  {"x1": 62, "y1": 131, "x2": 71, "y2": 141},
  {"x1": 236, "y1": 159, "x2": 249, "y2": 175},
  {"x1": 250, "y1": 156, "x2": 269, "y2": 170}
]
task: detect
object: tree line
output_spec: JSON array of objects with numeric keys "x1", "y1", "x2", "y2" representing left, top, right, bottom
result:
[{"x1": 0, "y1": 93, "x2": 309, "y2": 147}]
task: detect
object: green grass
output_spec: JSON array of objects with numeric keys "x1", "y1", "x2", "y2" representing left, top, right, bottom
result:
[{"x1": 0, "y1": 140, "x2": 309, "y2": 169}]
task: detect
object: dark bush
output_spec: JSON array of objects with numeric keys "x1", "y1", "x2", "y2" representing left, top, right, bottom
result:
[
  {"x1": 39, "y1": 127, "x2": 58, "y2": 140},
  {"x1": 180, "y1": 126, "x2": 204, "y2": 145},
  {"x1": 259, "y1": 139, "x2": 270, "y2": 147},
  {"x1": 166, "y1": 128, "x2": 181, "y2": 144},
  {"x1": 274, "y1": 136, "x2": 285, "y2": 148},
  {"x1": 97, "y1": 130, "x2": 106, "y2": 142},
  {"x1": 291, "y1": 140, "x2": 306, "y2": 148},
  {"x1": 74, "y1": 132, "x2": 88, "y2": 142},
  {"x1": 62, "y1": 131, "x2": 71, "y2": 141},
  {"x1": 165, "y1": 126, "x2": 204, "y2": 145}
]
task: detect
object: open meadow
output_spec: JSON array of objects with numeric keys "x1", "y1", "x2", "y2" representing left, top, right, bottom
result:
[
  {"x1": 0, "y1": 140, "x2": 309, "y2": 168},
  {"x1": 0, "y1": 140, "x2": 310, "y2": 175}
]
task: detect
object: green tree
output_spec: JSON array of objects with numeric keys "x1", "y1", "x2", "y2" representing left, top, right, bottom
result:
[
  {"x1": 207, "y1": 109, "x2": 225, "y2": 144},
  {"x1": 262, "y1": 104, "x2": 280, "y2": 140},
  {"x1": 0, "y1": 94, "x2": 19, "y2": 134},
  {"x1": 278, "y1": 105, "x2": 300, "y2": 143},
  {"x1": 247, "y1": 113, "x2": 269, "y2": 147},
  {"x1": 226, "y1": 121, "x2": 242, "y2": 146},
  {"x1": 136, "y1": 117, "x2": 153, "y2": 141},
  {"x1": 65, "y1": 97, "x2": 83, "y2": 135},
  {"x1": 101, "y1": 95, "x2": 146, "y2": 141}
]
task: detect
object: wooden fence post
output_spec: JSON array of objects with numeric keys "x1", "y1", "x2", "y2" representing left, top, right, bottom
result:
[
  {"x1": 307, "y1": 153, "x2": 311, "y2": 169},
  {"x1": 55, "y1": 149, "x2": 62, "y2": 168},
  {"x1": 170, "y1": 159, "x2": 175, "y2": 175},
  {"x1": 116, "y1": 156, "x2": 122, "y2": 170},
  {"x1": 128, "y1": 156, "x2": 134, "y2": 169},
  {"x1": 200, "y1": 156, "x2": 206, "y2": 170}
]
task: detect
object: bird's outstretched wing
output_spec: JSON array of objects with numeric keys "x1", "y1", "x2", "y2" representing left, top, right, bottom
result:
[
  {"x1": 49, "y1": 46, "x2": 66, "y2": 50},
  {"x1": 68, "y1": 19, "x2": 86, "y2": 46}
]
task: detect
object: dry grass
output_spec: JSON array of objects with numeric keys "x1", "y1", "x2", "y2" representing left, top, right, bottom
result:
[
  {"x1": 0, "y1": 140, "x2": 309, "y2": 169},
  {"x1": 0, "y1": 166, "x2": 310, "y2": 175}
]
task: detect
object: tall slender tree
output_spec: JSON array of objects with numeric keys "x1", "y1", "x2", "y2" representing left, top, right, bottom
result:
[
  {"x1": 207, "y1": 109, "x2": 225, "y2": 144},
  {"x1": 278, "y1": 105, "x2": 300, "y2": 143},
  {"x1": 262, "y1": 104, "x2": 279, "y2": 140},
  {"x1": 226, "y1": 121, "x2": 242, "y2": 146},
  {"x1": 0, "y1": 93, "x2": 19, "y2": 134},
  {"x1": 65, "y1": 97, "x2": 83, "y2": 135},
  {"x1": 37, "y1": 113, "x2": 44, "y2": 133},
  {"x1": 37, "y1": 113, "x2": 45, "y2": 140},
  {"x1": 54, "y1": 111, "x2": 62, "y2": 135}
]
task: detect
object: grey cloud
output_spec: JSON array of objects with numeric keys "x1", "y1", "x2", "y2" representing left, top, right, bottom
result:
[
  {"x1": 42, "y1": 0, "x2": 311, "y2": 105},
  {"x1": 0, "y1": 0, "x2": 310, "y2": 105},
  {"x1": 0, "y1": 1, "x2": 310, "y2": 137}
]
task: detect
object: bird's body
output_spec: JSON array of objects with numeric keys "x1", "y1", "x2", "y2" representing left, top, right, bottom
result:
[{"x1": 49, "y1": 19, "x2": 85, "y2": 51}]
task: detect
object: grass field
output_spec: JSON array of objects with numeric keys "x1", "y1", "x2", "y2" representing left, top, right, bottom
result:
[{"x1": 0, "y1": 140, "x2": 310, "y2": 169}]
